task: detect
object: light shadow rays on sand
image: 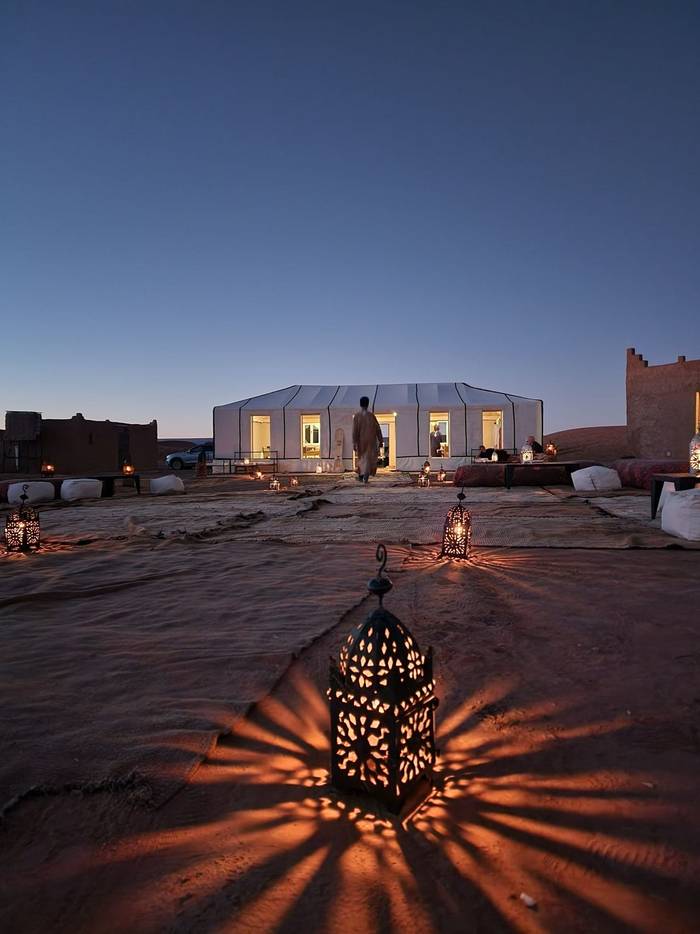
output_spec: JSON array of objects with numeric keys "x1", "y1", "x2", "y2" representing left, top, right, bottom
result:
[{"x1": 77, "y1": 667, "x2": 697, "y2": 933}]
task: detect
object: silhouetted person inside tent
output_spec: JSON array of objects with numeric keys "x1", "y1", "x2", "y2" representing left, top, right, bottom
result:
[{"x1": 352, "y1": 397, "x2": 384, "y2": 484}]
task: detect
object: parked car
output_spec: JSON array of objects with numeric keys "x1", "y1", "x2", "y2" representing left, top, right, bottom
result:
[{"x1": 166, "y1": 443, "x2": 214, "y2": 470}]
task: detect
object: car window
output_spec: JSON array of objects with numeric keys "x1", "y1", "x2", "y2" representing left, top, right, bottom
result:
[{"x1": 190, "y1": 446, "x2": 201, "y2": 453}]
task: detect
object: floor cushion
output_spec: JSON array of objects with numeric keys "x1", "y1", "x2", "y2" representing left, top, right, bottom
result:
[
  {"x1": 7, "y1": 481, "x2": 56, "y2": 505},
  {"x1": 150, "y1": 475, "x2": 185, "y2": 495},
  {"x1": 661, "y1": 488, "x2": 700, "y2": 540},
  {"x1": 571, "y1": 466, "x2": 621, "y2": 493},
  {"x1": 61, "y1": 479, "x2": 103, "y2": 501}
]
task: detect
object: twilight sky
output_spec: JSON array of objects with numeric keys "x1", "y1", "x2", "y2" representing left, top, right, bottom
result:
[{"x1": 2, "y1": 1, "x2": 698, "y2": 437}]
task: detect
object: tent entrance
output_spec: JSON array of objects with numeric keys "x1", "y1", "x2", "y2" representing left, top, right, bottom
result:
[{"x1": 375, "y1": 414, "x2": 396, "y2": 470}]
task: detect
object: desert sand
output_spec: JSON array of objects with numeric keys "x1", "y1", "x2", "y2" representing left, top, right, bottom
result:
[{"x1": 1, "y1": 472, "x2": 699, "y2": 933}]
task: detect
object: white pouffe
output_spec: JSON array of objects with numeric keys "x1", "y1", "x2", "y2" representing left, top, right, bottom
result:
[
  {"x1": 7, "y1": 481, "x2": 56, "y2": 505},
  {"x1": 61, "y1": 479, "x2": 103, "y2": 502},
  {"x1": 150, "y1": 475, "x2": 185, "y2": 495},
  {"x1": 571, "y1": 466, "x2": 622, "y2": 493},
  {"x1": 661, "y1": 488, "x2": 700, "y2": 540},
  {"x1": 656, "y1": 481, "x2": 675, "y2": 514}
]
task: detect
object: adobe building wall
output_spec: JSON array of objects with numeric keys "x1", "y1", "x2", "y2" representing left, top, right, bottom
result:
[
  {"x1": 626, "y1": 348, "x2": 700, "y2": 458},
  {"x1": 3, "y1": 412, "x2": 158, "y2": 474}
]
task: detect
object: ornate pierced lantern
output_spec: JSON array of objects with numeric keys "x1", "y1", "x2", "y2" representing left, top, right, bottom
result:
[
  {"x1": 269, "y1": 476, "x2": 281, "y2": 491},
  {"x1": 290, "y1": 476, "x2": 299, "y2": 487},
  {"x1": 690, "y1": 433, "x2": 700, "y2": 476},
  {"x1": 4, "y1": 485, "x2": 41, "y2": 553},
  {"x1": 520, "y1": 442, "x2": 534, "y2": 464},
  {"x1": 437, "y1": 464, "x2": 447, "y2": 483},
  {"x1": 545, "y1": 441, "x2": 558, "y2": 458},
  {"x1": 440, "y1": 487, "x2": 471, "y2": 559},
  {"x1": 316, "y1": 464, "x2": 323, "y2": 474},
  {"x1": 122, "y1": 462, "x2": 135, "y2": 476},
  {"x1": 417, "y1": 472, "x2": 430, "y2": 488},
  {"x1": 41, "y1": 462, "x2": 55, "y2": 477},
  {"x1": 329, "y1": 545, "x2": 437, "y2": 813}
]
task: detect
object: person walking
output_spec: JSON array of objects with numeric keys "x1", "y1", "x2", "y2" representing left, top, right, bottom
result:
[{"x1": 352, "y1": 396, "x2": 384, "y2": 484}]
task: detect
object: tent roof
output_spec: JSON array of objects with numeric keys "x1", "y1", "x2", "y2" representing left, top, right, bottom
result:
[{"x1": 215, "y1": 383, "x2": 540, "y2": 411}]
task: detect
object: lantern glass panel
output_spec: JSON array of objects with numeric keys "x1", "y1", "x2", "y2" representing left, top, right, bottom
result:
[{"x1": 520, "y1": 442, "x2": 534, "y2": 463}]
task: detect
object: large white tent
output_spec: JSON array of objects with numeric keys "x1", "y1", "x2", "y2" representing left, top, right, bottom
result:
[{"x1": 213, "y1": 383, "x2": 542, "y2": 473}]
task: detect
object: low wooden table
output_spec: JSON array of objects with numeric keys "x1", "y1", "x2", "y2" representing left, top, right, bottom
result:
[
  {"x1": 96, "y1": 473, "x2": 142, "y2": 496},
  {"x1": 503, "y1": 461, "x2": 583, "y2": 490},
  {"x1": 650, "y1": 472, "x2": 697, "y2": 519}
]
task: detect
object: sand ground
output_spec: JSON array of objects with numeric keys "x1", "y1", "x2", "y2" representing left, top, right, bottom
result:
[{"x1": 1, "y1": 473, "x2": 699, "y2": 933}]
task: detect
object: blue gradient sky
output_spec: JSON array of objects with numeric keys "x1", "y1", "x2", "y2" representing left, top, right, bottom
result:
[{"x1": 3, "y1": 1, "x2": 698, "y2": 437}]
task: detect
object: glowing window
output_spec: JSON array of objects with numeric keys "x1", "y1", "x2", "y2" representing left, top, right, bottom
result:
[
  {"x1": 250, "y1": 415, "x2": 271, "y2": 458},
  {"x1": 301, "y1": 415, "x2": 321, "y2": 458},
  {"x1": 429, "y1": 413, "x2": 449, "y2": 457},
  {"x1": 482, "y1": 411, "x2": 502, "y2": 448}
]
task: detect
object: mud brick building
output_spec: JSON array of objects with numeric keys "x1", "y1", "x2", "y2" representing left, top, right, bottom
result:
[
  {"x1": 0, "y1": 411, "x2": 158, "y2": 474},
  {"x1": 626, "y1": 348, "x2": 700, "y2": 459}
]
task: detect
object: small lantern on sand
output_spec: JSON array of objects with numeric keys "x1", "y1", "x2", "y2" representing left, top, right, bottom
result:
[
  {"x1": 520, "y1": 442, "x2": 534, "y2": 464},
  {"x1": 440, "y1": 487, "x2": 471, "y2": 560},
  {"x1": 269, "y1": 476, "x2": 281, "y2": 492},
  {"x1": 4, "y1": 484, "x2": 41, "y2": 553},
  {"x1": 122, "y1": 462, "x2": 135, "y2": 477},
  {"x1": 254, "y1": 469, "x2": 263, "y2": 481},
  {"x1": 491, "y1": 450, "x2": 498, "y2": 462},
  {"x1": 545, "y1": 441, "x2": 558, "y2": 458},
  {"x1": 417, "y1": 472, "x2": 430, "y2": 488},
  {"x1": 41, "y1": 462, "x2": 55, "y2": 477},
  {"x1": 290, "y1": 476, "x2": 299, "y2": 487},
  {"x1": 690, "y1": 432, "x2": 700, "y2": 476},
  {"x1": 437, "y1": 464, "x2": 447, "y2": 483},
  {"x1": 316, "y1": 464, "x2": 323, "y2": 474},
  {"x1": 329, "y1": 544, "x2": 438, "y2": 813}
]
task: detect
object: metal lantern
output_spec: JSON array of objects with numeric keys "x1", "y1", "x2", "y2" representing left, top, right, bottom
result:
[
  {"x1": 440, "y1": 487, "x2": 472, "y2": 559},
  {"x1": 290, "y1": 476, "x2": 299, "y2": 487},
  {"x1": 491, "y1": 450, "x2": 498, "y2": 462},
  {"x1": 254, "y1": 469, "x2": 264, "y2": 480},
  {"x1": 269, "y1": 477, "x2": 281, "y2": 491},
  {"x1": 437, "y1": 464, "x2": 447, "y2": 483},
  {"x1": 329, "y1": 544, "x2": 438, "y2": 813},
  {"x1": 690, "y1": 432, "x2": 700, "y2": 476},
  {"x1": 41, "y1": 462, "x2": 55, "y2": 477},
  {"x1": 545, "y1": 441, "x2": 558, "y2": 458},
  {"x1": 520, "y1": 442, "x2": 534, "y2": 464},
  {"x1": 417, "y1": 472, "x2": 430, "y2": 488},
  {"x1": 122, "y1": 462, "x2": 135, "y2": 476},
  {"x1": 4, "y1": 484, "x2": 41, "y2": 553},
  {"x1": 316, "y1": 464, "x2": 323, "y2": 474}
]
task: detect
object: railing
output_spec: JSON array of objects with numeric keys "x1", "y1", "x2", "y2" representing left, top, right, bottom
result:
[{"x1": 212, "y1": 451, "x2": 280, "y2": 474}]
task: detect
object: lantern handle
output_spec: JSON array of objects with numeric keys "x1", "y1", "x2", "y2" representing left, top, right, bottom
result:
[
  {"x1": 368, "y1": 543, "x2": 392, "y2": 603},
  {"x1": 376, "y1": 543, "x2": 387, "y2": 577}
]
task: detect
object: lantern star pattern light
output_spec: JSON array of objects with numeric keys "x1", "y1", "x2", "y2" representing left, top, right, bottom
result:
[
  {"x1": 520, "y1": 442, "x2": 534, "y2": 464},
  {"x1": 440, "y1": 487, "x2": 472, "y2": 560},
  {"x1": 4, "y1": 484, "x2": 41, "y2": 553},
  {"x1": 329, "y1": 544, "x2": 438, "y2": 813},
  {"x1": 690, "y1": 432, "x2": 700, "y2": 476}
]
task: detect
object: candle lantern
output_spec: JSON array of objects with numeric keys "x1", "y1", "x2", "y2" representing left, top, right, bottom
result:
[
  {"x1": 269, "y1": 476, "x2": 281, "y2": 492},
  {"x1": 316, "y1": 464, "x2": 323, "y2": 474},
  {"x1": 440, "y1": 487, "x2": 472, "y2": 559},
  {"x1": 290, "y1": 476, "x2": 299, "y2": 487},
  {"x1": 41, "y1": 462, "x2": 55, "y2": 477},
  {"x1": 122, "y1": 462, "x2": 135, "y2": 477},
  {"x1": 520, "y1": 442, "x2": 534, "y2": 464},
  {"x1": 690, "y1": 432, "x2": 700, "y2": 476},
  {"x1": 4, "y1": 484, "x2": 41, "y2": 553},
  {"x1": 329, "y1": 544, "x2": 438, "y2": 813},
  {"x1": 417, "y1": 472, "x2": 430, "y2": 488},
  {"x1": 491, "y1": 450, "x2": 498, "y2": 462},
  {"x1": 437, "y1": 464, "x2": 447, "y2": 483},
  {"x1": 545, "y1": 441, "x2": 558, "y2": 458}
]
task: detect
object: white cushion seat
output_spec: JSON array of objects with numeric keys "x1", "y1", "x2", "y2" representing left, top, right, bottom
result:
[
  {"x1": 656, "y1": 481, "x2": 675, "y2": 514},
  {"x1": 571, "y1": 466, "x2": 622, "y2": 493},
  {"x1": 661, "y1": 488, "x2": 700, "y2": 540},
  {"x1": 150, "y1": 475, "x2": 185, "y2": 495},
  {"x1": 8, "y1": 481, "x2": 56, "y2": 505},
  {"x1": 60, "y1": 479, "x2": 103, "y2": 501}
]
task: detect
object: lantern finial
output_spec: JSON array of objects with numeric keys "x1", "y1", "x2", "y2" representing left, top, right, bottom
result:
[{"x1": 367, "y1": 542, "x2": 392, "y2": 604}]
